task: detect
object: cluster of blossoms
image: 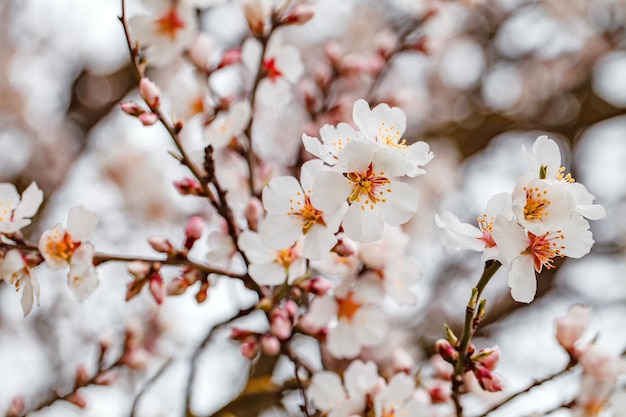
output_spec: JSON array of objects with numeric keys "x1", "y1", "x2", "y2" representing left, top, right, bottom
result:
[
  {"x1": 436, "y1": 136, "x2": 605, "y2": 302},
  {"x1": 0, "y1": 183, "x2": 100, "y2": 316}
]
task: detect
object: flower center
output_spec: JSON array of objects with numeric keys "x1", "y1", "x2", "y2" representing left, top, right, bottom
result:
[
  {"x1": 275, "y1": 246, "x2": 297, "y2": 270},
  {"x1": 556, "y1": 166, "x2": 575, "y2": 183},
  {"x1": 44, "y1": 231, "x2": 80, "y2": 264},
  {"x1": 524, "y1": 230, "x2": 565, "y2": 272},
  {"x1": 337, "y1": 292, "x2": 361, "y2": 321},
  {"x1": 0, "y1": 199, "x2": 12, "y2": 223},
  {"x1": 523, "y1": 186, "x2": 551, "y2": 221},
  {"x1": 155, "y1": 7, "x2": 186, "y2": 40},
  {"x1": 377, "y1": 121, "x2": 406, "y2": 150},
  {"x1": 289, "y1": 194, "x2": 326, "y2": 234},
  {"x1": 346, "y1": 163, "x2": 390, "y2": 210},
  {"x1": 263, "y1": 58, "x2": 283, "y2": 82},
  {"x1": 477, "y1": 214, "x2": 496, "y2": 248}
]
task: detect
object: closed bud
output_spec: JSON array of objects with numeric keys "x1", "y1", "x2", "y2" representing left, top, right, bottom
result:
[
  {"x1": 128, "y1": 261, "x2": 150, "y2": 280},
  {"x1": 280, "y1": 5, "x2": 315, "y2": 26},
  {"x1": 167, "y1": 277, "x2": 189, "y2": 296},
  {"x1": 284, "y1": 300, "x2": 299, "y2": 319},
  {"x1": 332, "y1": 237, "x2": 357, "y2": 257},
  {"x1": 173, "y1": 177, "x2": 204, "y2": 196},
  {"x1": 126, "y1": 278, "x2": 147, "y2": 302},
  {"x1": 75, "y1": 364, "x2": 91, "y2": 387},
  {"x1": 429, "y1": 381, "x2": 451, "y2": 403},
  {"x1": 6, "y1": 397, "x2": 25, "y2": 417},
  {"x1": 241, "y1": 337, "x2": 260, "y2": 359},
  {"x1": 184, "y1": 216, "x2": 205, "y2": 249},
  {"x1": 237, "y1": 0, "x2": 271, "y2": 37},
  {"x1": 195, "y1": 280, "x2": 209, "y2": 303},
  {"x1": 138, "y1": 112, "x2": 159, "y2": 126},
  {"x1": 230, "y1": 327, "x2": 256, "y2": 341},
  {"x1": 435, "y1": 339, "x2": 458, "y2": 363},
  {"x1": 66, "y1": 392, "x2": 87, "y2": 408},
  {"x1": 148, "y1": 236, "x2": 175, "y2": 254},
  {"x1": 121, "y1": 347, "x2": 150, "y2": 370},
  {"x1": 323, "y1": 42, "x2": 343, "y2": 68},
  {"x1": 120, "y1": 101, "x2": 144, "y2": 117},
  {"x1": 555, "y1": 304, "x2": 591, "y2": 352},
  {"x1": 94, "y1": 372, "x2": 117, "y2": 386},
  {"x1": 270, "y1": 310, "x2": 292, "y2": 340},
  {"x1": 139, "y1": 77, "x2": 161, "y2": 109},
  {"x1": 217, "y1": 48, "x2": 242, "y2": 69},
  {"x1": 149, "y1": 273, "x2": 165, "y2": 304},
  {"x1": 244, "y1": 197, "x2": 264, "y2": 232},
  {"x1": 304, "y1": 277, "x2": 333, "y2": 296},
  {"x1": 260, "y1": 334, "x2": 281, "y2": 356},
  {"x1": 473, "y1": 345, "x2": 500, "y2": 371},
  {"x1": 474, "y1": 365, "x2": 503, "y2": 392},
  {"x1": 189, "y1": 33, "x2": 215, "y2": 71},
  {"x1": 392, "y1": 348, "x2": 414, "y2": 373}
]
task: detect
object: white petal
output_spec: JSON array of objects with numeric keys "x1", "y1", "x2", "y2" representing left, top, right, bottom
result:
[
  {"x1": 327, "y1": 321, "x2": 361, "y2": 358},
  {"x1": 561, "y1": 216, "x2": 594, "y2": 258},
  {"x1": 311, "y1": 171, "x2": 351, "y2": 212},
  {"x1": 287, "y1": 257, "x2": 307, "y2": 284},
  {"x1": 378, "y1": 181, "x2": 418, "y2": 226},
  {"x1": 338, "y1": 139, "x2": 378, "y2": 172},
  {"x1": 299, "y1": 159, "x2": 324, "y2": 191},
  {"x1": 342, "y1": 203, "x2": 384, "y2": 242},
  {"x1": 38, "y1": 224, "x2": 70, "y2": 270},
  {"x1": 307, "y1": 372, "x2": 346, "y2": 411},
  {"x1": 238, "y1": 231, "x2": 275, "y2": 263},
  {"x1": 384, "y1": 373, "x2": 415, "y2": 404},
  {"x1": 508, "y1": 256, "x2": 537, "y2": 303},
  {"x1": 67, "y1": 206, "x2": 98, "y2": 241},
  {"x1": 12, "y1": 182, "x2": 43, "y2": 222},
  {"x1": 435, "y1": 212, "x2": 484, "y2": 251},
  {"x1": 307, "y1": 296, "x2": 337, "y2": 328},
  {"x1": 491, "y1": 216, "x2": 529, "y2": 263},
  {"x1": 275, "y1": 45, "x2": 304, "y2": 82},
  {"x1": 259, "y1": 215, "x2": 302, "y2": 250},
  {"x1": 262, "y1": 176, "x2": 303, "y2": 214},
  {"x1": 344, "y1": 360, "x2": 379, "y2": 397},
  {"x1": 241, "y1": 37, "x2": 262, "y2": 74},
  {"x1": 303, "y1": 225, "x2": 337, "y2": 261},
  {"x1": 352, "y1": 99, "x2": 374, "y2": 137},
  {"x1": 249, "y1": 262, "x2": 286, "y2": 286},
  {"x1": 352, "y1": 308, "x2": 388, "y2": 346},
  {"x1": 68, "y1": 243, "x2": 99, "y2": 302}
]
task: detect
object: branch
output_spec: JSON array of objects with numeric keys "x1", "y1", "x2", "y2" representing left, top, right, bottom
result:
[{"x1": 129, "y1": 358, "x2": 174, "y2": 417}]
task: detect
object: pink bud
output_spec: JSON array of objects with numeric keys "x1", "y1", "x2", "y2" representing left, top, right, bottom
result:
[
  {"x1": 138, "y1": 112, "x2": 159, "y2": 126},
  {"x1": 174, "y1": 177, "x2": 204, "y2": 196},
  {"x1": 126, "y1": 278, "x2": 147, "y2": 302},
  {"x1": 94, "y1": 371, "x2": 117, "y2": 386},
  {"x1": 149, "y1": 274, "x2": 165, "y2": 304},
  {"x1": 474, "y1": 345, "x2": 500, "y2": 371},
  {"x1": 167, "y1": 278, "x2": 188, "y2": 296},
  {"x1": 189, "y1": 33, "x2": 215, "y2": 70},
  {"x1": 429, "y1": 381, "x2": 451, "y2": 403},
  {"x1": 374, "y1": 29, "x2": 398, "y2": 60},
  {"x1": 474, "y1": 365, "x2": 504, "y2": 392},
  {"x1": 217, "y1": 48, "x2": 242, "y2": 69},
  {"x1": 139, "y1": 77, "x2": 161, "y2": 109},
  {"x1": 555, "y1": 304, "x2": 591, "y2": 352},
  {"x1": 304, "y1": 277, "x2": 334, "y2": 296},
  {"x1": 332, "y1": 237, "x2": 357, "y2": 257},
  {"x1": 230, "y1": 327, "x2": 256, "y2": 341},
  {"x1": 184, "y1": 216, "x2": 205, "y2": 249},
  {"x1": 435, "y1": 339, "x2": 458, "y2": 363},
  {"x1": 6, "y1": 397, "x2": 25, "y2": 417},
  {"x1": 271, "y1": 311, "x2": 292, "y2": 340},
  {"x1": 284, "y1": 300, "x2": 299, "y2": 319},
  {"x1": 120, "y1": 101, "x2": 144, "y2": 116},
  {"x1": 75, "y1": 364, "x2": 91, "y2": 387},
  {"x1": 122, "y1": 347, "x2": 150, "y2": 370},
  {"x1": 66, "y1": 392, "x2": 87, "y2": 408},
  {"x1": 244, "y1": 197, "x2": 264, "y2": 232},
  {"x1": 280, "y1": 5, "x2": 315, "y2": 25},
  {"x1": 195, "y1": 281, "x2": 209, "y2": 304},
  {"x1": 128, "y1": 261, "x2": 150, "y2": 280},
  {"x1": 239, "y1": 0, "x2": 270, "y2": 37},
  {"x1": 323, "y1": 42, "x2": 343, "y2": 68},
  {"x1": 241, "y1": 337, "x2": 260, "y2": 359},
  {"x1": 148, "y1": 236, "x2": 175, "y2": 254},
  {"x1": 260, "y1": 334, "x2": 281, "y2": 356}
]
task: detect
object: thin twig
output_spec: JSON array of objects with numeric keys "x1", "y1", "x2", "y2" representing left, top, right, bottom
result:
[
  {"x1": 474, "y1": 362, "x2": 576, "y2": 417},
  {"x1": 184, "y1": 305, "x2": 257, "y2": 417},
  {"x1": 129, "y1": 358, "x2": 174, "y2": 417},
  {"x1": 283, "y1": 345, "x2": 314, "y2": 417}
]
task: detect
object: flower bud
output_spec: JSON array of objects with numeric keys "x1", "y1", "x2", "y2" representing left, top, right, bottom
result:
[
  {"x1": 555, "y1": 304, "x2": 591, "y2": 352},
  {"x1": 280, "y1": 5, "x2": 315, "y2": 26},
  {"x1": 260, "y1": 334, "x2": 281, "y2": 356},
  {"x1": 429, "y1": 381, "x2": 451, "y2": 403},
  {"x1": 126, "y1": 278, "x2": 147, "y2": 302},
  {"x1": 332, "y1": 236, "x2": 358, "y2": 257},
  {"x1": 304, "y1": 277, "x2": 334, "y2": 296},
  {"x1": 148, "y1": 236, "x2": 175, "y2": 255},
  {"x1": 230, "y1": 327, "x2": 256, "y2": 340},
  {"x1": 167, "y1": 277, "x2": 188, "y2": 296},
  {"x1": 184, "y1": 216, "x2": 205, "y2": 249},
  {"x1": 120, "y1": 101, "x2": 144, "y2": 117},
  {"x1": 474, "y1": 365, "x2": 503, "y2": 392},
  {"x1": 6, "y1": 397, "x2": 25, "y2": 417},
  {"x1": 75, "y1": 364, "x2": 91, "y2": 387},
  {"x1": 473, "y1": 345, "x2": 500, "y2": 371},
  {"x1": 217, "y1": 48, "x2": 242, "y2": 69},
  {"x1": 323, "y1": 42, "x2": 343, "y2": 68},
  {"x1": 66, "y1": 392, "x2": 87, "y2": 408},
  {"x1": 195, "y1": 280, "x2": 210, "y2": 303},
  {"x1": 270, "y1": 310, "x2": 292, "y2": 340},
  {"x1": 244, "y1": 197, "x2": 264, "y2": 232},
  {"x1": 392, "y1": 348, "x2": 414, "y2": 374},
  {"x1": 139, "y1": 77, "x2": 161, "y2": 110},
  {"x1": 173, "y1": 177, "x2": 204, "y2": 196},
  {"x1": 94, "y1": 372, "x2": 118, "y2": 386},
  {"x1": 189, "y1": 33, "x2": 215, "y2": 71},
  {"x1": 284, "y1": 300, "x2": 299, "y2": 320},
  {"x1": 435, "y1": 339, "x2": 458, "y2": 363},
  {"x1": 128, "y1": 261, "x2": 150, "y2": 280},
  {"x1": 122, "y1": 347, "x2": 150, "y2": 370},
  {"x1": 149, "y1": 273, "x2": 165, "y2": 304},
  {"x1": 241, "y1": 337, "x2": 260, "y2": 359},
  {"x1": 237, "y1": 0, "x2": 271, "y2": 37},
  {"x1": 138, "y1": 112, "x2": 159, "y2": 126}
]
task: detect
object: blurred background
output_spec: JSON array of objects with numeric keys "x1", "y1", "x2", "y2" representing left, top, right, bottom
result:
[{"x1": 1, "y1": 0, "x2": 625, "y2": 416}]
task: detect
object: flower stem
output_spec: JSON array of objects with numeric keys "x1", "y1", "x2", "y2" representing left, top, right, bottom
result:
[{"x1": 452, "y1": 260, "x2": 502, "y2": 417}]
